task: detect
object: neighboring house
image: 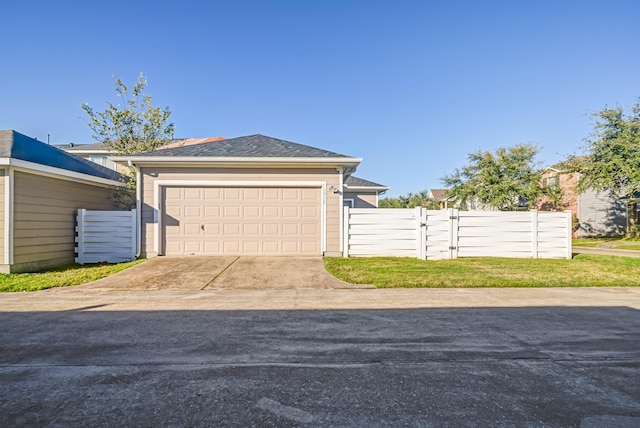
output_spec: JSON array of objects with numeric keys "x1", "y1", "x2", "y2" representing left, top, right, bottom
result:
[
  {"x1": 0, "y1": 130, "x2": 125, "y2": 273},
  {"x1": 57, "y1": 137, "x2": 226, "y2": 172},
  {"x1": 428, "y1": 189, "x2": 450, "y2": 209},
  {"x1": 56, "y1": 141, "x2": 120, "y2": 171},
  {"x1": 343, "y1": 176, "x2": 389, "y2": 208},
  {"x1": 538, "y1": 165, "x2": 629, "y2": 237},
  {"x1": 112, "y1": 134, "x2": 387, "y2": 257},
  {"x1": 160, "y1": 137, "x2": 226, "y2": 149}
]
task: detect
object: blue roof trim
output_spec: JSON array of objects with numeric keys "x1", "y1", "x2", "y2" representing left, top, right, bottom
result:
[{"x1": 0, "y1": 130, "x2": 122, "y2": 181}]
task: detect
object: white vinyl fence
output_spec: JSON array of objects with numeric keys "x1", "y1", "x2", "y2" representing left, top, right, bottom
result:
[
  {"x1": 75, "y1": 209, "x2": 137, "y2": 264},
  {"x1": 343, "y1": 207, "x2": 572, "y2": 260}
]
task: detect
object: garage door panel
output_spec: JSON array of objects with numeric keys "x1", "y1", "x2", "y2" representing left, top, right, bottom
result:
[
  {"x1": 204, "y1": 206, "x2": 220, "y2": 216},
  {"x1": 301, "y1": 223, "x2": 319, "y2": 235},
  {"x1": 243, "y1": 224, "x2": 260, "y2": 235},
  {"x1": 243, "y1": 241, "x2": 260, "y2": 253},
  {"x1": 223, "y1": 206, "x2": 241, "y2": 217},
  {"x1": 224, "y1": 188, "x2": 241, "y2": 200},
  {"x1": 184, "y1": 188, "x2": 202, "y2": 199},
  {"x1": 282, "y1": 206, "x2": 299, "y2": 217},
  {"x1": 243, "y1": 188, "x2": 260, "y2": 199},
  {"x1": 163, "y1": 186, "x2": 321, "y2": 256},
  {"x1": 184, "y1": 205, "x2": 202, "y2": 217},
  {"x1": 223, "y1": 223, "x2": 240, "y2": 235},
  {"x1": 262, "y1": 223, "x2": 279, "y2": 235},
  {"x1": 301, "y1": 188, "x2": 318, "y2": 199},
  {"x1": 204, "y1": 188, "x2": 221, "y2": 199},
  {"x1": 184, "y1": 241, "x2": 202, "y2": 253},
  {"x1": 204, "y1": 241, "x2": 222, "y2": 253},
  {"x1": 244, "y1": 206, "x2": 260, "y2": 217},
  {"x1": 262, "y1": 241, "x2": 281, "y2": 253},
  {"x1": 184, "y1": 223, "x2": 201, "y2": 235},
  {"x1": 282, "y1": 223, "x2": 299, "y2": 235},
  {"x1": 262, "y1": 206, "x2": 280, "y2": 217},
  {"x1": 203, "y1": 223, "x2": 221, "y2": 235}
]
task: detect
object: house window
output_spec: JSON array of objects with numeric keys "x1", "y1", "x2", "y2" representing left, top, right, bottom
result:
[
  {"x1": 88, "y1": 155, "x2": 117, "y2": 171},
  {"x1": 343, "y1": 199, "x2": 355, "y2": 208},
  {"x1": 543, "y1": 176, "x2": 559, "y2": 189}
]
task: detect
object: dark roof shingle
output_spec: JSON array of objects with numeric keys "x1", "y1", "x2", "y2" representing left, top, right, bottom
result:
[
  {"x1": 344, "y1": 176, "x2": 388, "y2": 188},
  {"x1": 133, "y1": 134, "x2": 352, "y2": 158}
]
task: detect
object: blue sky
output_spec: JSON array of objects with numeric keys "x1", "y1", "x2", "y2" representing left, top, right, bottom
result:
[{"x1": 1, "y1": 0, "x2": 639, "y2": 197}]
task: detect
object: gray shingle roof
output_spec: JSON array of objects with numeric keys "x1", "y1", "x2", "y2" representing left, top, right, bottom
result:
[
  {"x1": 0, "y1": 130, "x2": 122, "y2": 181},
  {"x1": 55, "y1": 142, "x2": 110, "y2": 151},
  {"x1": 344, "y1": 176, "x2": 388, "y2": 188},
  {"x1": 133, "y1": 134, "x2": 353, "y2": 158}
]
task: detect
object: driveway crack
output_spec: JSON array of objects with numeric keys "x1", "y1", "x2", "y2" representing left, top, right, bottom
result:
[{"x1": 201, "y1": 256, "x2": 240, "y2": 290}]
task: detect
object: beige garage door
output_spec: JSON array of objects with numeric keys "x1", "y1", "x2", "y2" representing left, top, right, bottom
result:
[{"x1": 163, "y1": 187, "x2": 322, "y2": 256}]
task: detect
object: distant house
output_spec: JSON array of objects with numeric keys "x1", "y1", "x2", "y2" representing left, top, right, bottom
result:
[
  {"x1": 343, "y1": 176, "x2": 389, "y2": 208},
  {"x1": 428, "y1": 189, "x2": 450, "y2": 209},
  {"x1": 538, "y1": 165, "x2": 630, "y2": 237},
  {"x1": 56, "y1": 137, "x2": 226, "y2": 172},
  {"x1": 1, "y1": 130, "x2": 125, "y2": 272}
]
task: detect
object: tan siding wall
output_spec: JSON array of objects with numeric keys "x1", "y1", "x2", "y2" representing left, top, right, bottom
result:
[
  {"x1": 12, "y1": 171, "x2": 119, "y2": 270},
  {"x1": 344, "y1": 191, "x2": 378, "y2": 208},
  {"x1": 140, "y1": 167, "x2": 342, "y2": 256}
]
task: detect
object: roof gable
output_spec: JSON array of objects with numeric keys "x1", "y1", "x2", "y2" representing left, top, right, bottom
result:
[
  {"x1": 133, "y1": 134, "x2": 353, "y2": 158},
  {"x1": 0, "y1": 130, "x2": 122, "y2": 181}
]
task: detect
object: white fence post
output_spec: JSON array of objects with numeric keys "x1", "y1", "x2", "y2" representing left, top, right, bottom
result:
[
  {"x1": 343, "y1": 205, "x2": 350, "y2": 258},
  {"x1": 531, "y1": 210, "x2": 539, "y2": 259},
  {"x1": 566, "y1": 210, "x2": 573, "y2": 260},
  {"x1": 75, "y1": 209, "x2": 86, "y2": 264},
  {"x1": 416, "y1": 206, "x2": 426, "y2": 260},
  {"x1": 448, "y1": 208, "x2": 459, "y2": 260},
  {"x1": 130, "y1": 209, "x2": 137, "y2": 261}
]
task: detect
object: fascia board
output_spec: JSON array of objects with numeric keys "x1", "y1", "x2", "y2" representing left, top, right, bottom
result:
[
  {"x1": 344, "y1": 185, "x2": 390, "y2": 192},
  {"x1": 0, "y1": 158, "x2": 124, "y2": 187},
  {"x1": 110, "y1": 156, "x2": 363, "y2": 168}
]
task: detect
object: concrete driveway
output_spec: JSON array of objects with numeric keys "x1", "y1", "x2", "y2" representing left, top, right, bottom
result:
[{"x1": 74, "y1": 256, "x2": 370, "y2": 290}]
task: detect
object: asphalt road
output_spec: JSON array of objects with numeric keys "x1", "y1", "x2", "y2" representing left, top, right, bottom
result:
[{"x1": 1, "y1": 288, "x2": 640, "y2": 427}]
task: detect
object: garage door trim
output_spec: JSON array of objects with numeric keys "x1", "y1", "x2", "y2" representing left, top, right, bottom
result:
[{"x1": 153, "y1": 180, "x2": 327, "y2": 255}]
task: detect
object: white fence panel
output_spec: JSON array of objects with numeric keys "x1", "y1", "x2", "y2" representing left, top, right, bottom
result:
[
  {"x1": 344, "y1": 207, "x2": 572, "y2": 260},
  {"x1": 457, "y1": 211, "x2": 537, "y2": 258},
  {"x1": 76, "y1": 209, "x2": 137, "y2": 264},
  {"x1": 344, "y1": 207, "x2": 421, "y2": 257}
]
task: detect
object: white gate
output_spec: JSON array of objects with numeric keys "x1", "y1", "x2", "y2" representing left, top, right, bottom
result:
[
  {"x1": 343, "y1": 207, "x2": 572, "y2": 260},
  {"x1": 75, "y1": 209, "x2": 137, "y2": 264}
]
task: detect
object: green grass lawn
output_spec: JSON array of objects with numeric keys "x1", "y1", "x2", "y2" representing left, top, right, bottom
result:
[
  {"x1": 573, "y1": 238, "x2": 640, "y2": 250},
  {"x1": 325, "y1": 254, "x2": 640, "y2": 288},
  {"x1": 0, "y1": 259, "x2": 145, "y2": 292}
]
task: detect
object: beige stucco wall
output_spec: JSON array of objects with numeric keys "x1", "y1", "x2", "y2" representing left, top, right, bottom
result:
[
  {"x1": 139, "y1": 167, "x2": 342, "y2": 257},
  {"x1": 10, "y1": 171, "x2": 119, "y2": 272},
  {"x1": 343, "y1": 191, "x2": 378, "y2": 208}
]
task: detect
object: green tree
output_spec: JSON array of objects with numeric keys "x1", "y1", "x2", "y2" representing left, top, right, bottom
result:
[
  {"x1": 568, "y1": 98, "x2": 640, "y2": 196},
  {"x1": 567, "y1": 98, "x2": 640, "y2": 233},
  {"x1": 442, "y1": 144, "x2": 546, "y2": 211},
  {"x1": 379, "y1": 190, "x2": 441, "y2": 209},
  {"x1": 82, "y1": 73, "x2": 175, "y2": 208}
]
